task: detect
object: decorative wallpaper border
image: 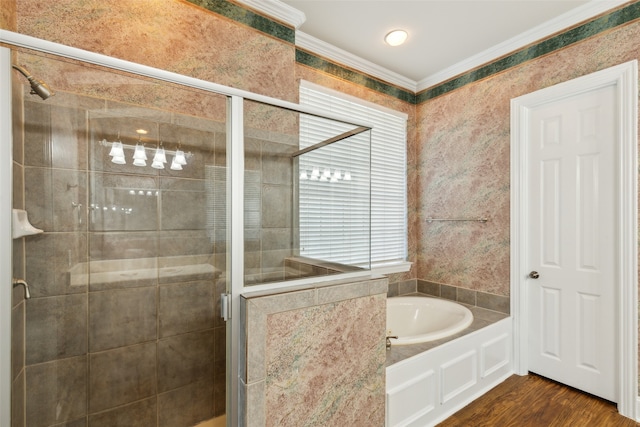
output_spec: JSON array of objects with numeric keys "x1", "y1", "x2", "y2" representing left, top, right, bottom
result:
[
  {"x1": 195, "y1": 0, "x2": 640, "y2": 104},
  {"x1": 185, "y1": 0, "x2": 295, "y2": 44},
  {"x1": 295, "y1": 49, "x2": 417, "y2": 104},
  {"x1": 416, "y1": 1, "x2": 640, "y2": 103}
]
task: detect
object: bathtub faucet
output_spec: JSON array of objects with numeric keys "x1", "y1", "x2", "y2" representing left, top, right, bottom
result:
[{"x1": 386, "y1": 335, "x2": 398, "y2": 350}]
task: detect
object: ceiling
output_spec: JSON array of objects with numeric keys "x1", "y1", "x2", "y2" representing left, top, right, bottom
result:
[{"x1": 279, "y1": 0, "x2": 592, "y2": 85}]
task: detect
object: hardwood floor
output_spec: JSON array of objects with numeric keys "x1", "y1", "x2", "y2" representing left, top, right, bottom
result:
[{"x1": 438, "y1": 374, "x2": 639, "y2": 426}]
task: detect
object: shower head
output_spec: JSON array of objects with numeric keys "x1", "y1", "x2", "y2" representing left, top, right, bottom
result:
[
  {"x1": 27, "y1": 76, "x2": 54, "y2": 100},
  {"x1": 11, "y1": 64, "x2": 55, "y2": 100}
]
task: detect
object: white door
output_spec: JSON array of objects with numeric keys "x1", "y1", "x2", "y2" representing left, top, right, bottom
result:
[{"x1": 527, "y1": 84, "x2": 617, "y2": 402}]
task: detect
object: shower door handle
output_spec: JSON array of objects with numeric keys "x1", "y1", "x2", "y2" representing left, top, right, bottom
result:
[
  {"x1": 72, "y1": 202, "x2": 82, "y2": 225},
  {"x1": 220, "y1": 293, "x2": 231, "y2": 321}
]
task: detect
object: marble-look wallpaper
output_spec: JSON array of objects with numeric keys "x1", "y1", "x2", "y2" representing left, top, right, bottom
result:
[
  {"x1": 14, "y1": 0, "x2": 298, "y2": 102},
  {"x1": 416, "y1": 18, "x2": 640, "y2": 297},
  {"x1": 241, "y1": 277, "x2": 388, "y2": 426},
  {"x1": 1, "y1": 0, "x2": 15, "y2": 30},
  {"x1": 9, "y1": 0, "x2": 417, "y2": 289},
  {"x1": 5, "y1": 0, "x2": 640, "y2": 412},
  {"x1": 265, "y1": 295, "x2": 385, "y2": 425},
  {"x1": 415, "y1": 11, "x2": 640, "y2": 393}
]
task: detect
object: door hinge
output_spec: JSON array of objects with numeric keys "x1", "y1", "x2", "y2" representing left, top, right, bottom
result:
[{"x1": 220, "y1": 293, "x2": 231, "y2": 321}]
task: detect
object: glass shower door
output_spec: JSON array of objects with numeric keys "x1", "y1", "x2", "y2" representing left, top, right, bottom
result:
[
  {"x1": 241, "y1": 99, "x2": 372, "y2": 287},
  {"x1": 9, "y1": 48, "x2": 229, "y2": 427}
]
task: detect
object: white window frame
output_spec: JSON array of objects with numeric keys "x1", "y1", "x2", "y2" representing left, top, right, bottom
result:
[{"x1": 299, "y1": 80, "x2": 410, "y2": 274}]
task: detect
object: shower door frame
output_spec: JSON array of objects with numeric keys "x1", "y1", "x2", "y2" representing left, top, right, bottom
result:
[
  {"x1": 0, "y1": 29, "x2": 373, "y2": 427},
  {"x1": 0, "y1": 46, "x2": 14, "y2": 427}
]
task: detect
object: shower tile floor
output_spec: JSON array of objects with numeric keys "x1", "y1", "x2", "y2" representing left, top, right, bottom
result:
[{"x1": 195, "y1": 415, "x2": 226, "y2": 427}]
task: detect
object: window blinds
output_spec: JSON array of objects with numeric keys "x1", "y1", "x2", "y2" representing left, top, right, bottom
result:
[{"x1": 299, "y1": 82, "x2": 407, "y2": 267}]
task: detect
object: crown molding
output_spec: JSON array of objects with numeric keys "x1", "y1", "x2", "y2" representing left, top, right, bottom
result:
[
  {"x1": 235, "y1": 0, "x2": 630, "y2": 97},
  {"x1": 296, "y1": 31, "x2": 418, "y2": 93},
  {"x1": 233, "y1": 0, "x2": 306, "y2": 29},
  {"x1": 416, "y1": 0, "x2": 630, "y2": 92}
]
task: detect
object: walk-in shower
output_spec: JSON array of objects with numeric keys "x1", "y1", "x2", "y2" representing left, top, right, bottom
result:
[
  {"x1": 9, "y1": 49, "x2": 230, "y2": 427},
  {"x1": 4, "y1": 35, "x2": 372, "y2": 427}
]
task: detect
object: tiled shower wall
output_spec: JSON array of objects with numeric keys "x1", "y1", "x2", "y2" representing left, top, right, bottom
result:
[
  {"x1": 244, "y1": 124, "x2": 296, "y2": 285},
  {"x1": 13, "y1": 84, "x2": 229, "y2": 426},
  {"x1": 12, "y1": 65, "x2": 307, "y2": 424}
]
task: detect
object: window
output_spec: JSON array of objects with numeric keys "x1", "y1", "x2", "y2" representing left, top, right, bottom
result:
[{"x1": 299, "y1": 81, "x2": 408, "y2": 271}]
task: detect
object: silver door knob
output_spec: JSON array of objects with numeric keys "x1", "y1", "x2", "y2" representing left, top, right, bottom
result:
[{"x1": 528, "y1": 271, "x2": 539, "y2": 279}]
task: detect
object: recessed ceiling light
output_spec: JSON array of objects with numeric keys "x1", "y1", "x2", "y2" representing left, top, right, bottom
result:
[{"x1": 384, "y1": 30, "x2": 408, "y2": 47}]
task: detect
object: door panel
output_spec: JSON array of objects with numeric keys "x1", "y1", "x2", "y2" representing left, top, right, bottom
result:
[
  {"x1": 540, "y1": 159, "x2": 561, "y2": 267},
  {"x1": 528, "y1": 84, "x2": 617, "y2": 402},
  {"x1": 540, "y1": 287, "x2": 561, "y2": 360}
]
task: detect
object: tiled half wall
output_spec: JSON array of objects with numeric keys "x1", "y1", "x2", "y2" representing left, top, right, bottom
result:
[{"x1": 240, "y1": 276, "x2": 388, "y2": 426}]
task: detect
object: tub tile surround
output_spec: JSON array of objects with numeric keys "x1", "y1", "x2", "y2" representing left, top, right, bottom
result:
[
  {"x1": 385, "y1": 280, "x2": 510, "y2": 367},
  {"x1": 388, "y1": 279, "x2": 510, "y2": 314},
  {"x1": 240, "y1": 277, "x2": 388, "y2": 426},
  {"x1": 425, "y1": 280, "x2": 510, "y2": 314},
  {"x1": 385, "y1": 296, "x2": 509, "y2": 367}
]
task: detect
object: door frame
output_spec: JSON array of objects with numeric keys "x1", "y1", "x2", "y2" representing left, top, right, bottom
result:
[{"x1": 510, "y1": 60, "x2": 638, "y2": 419}]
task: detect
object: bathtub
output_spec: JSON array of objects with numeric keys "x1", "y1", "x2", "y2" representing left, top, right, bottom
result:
[
  {"x1": 386, "y1": 296, "x2": 474, "y2": 345},
  {"x1": 386, "y1": 318, "x2": 512, "y2": 426}
]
